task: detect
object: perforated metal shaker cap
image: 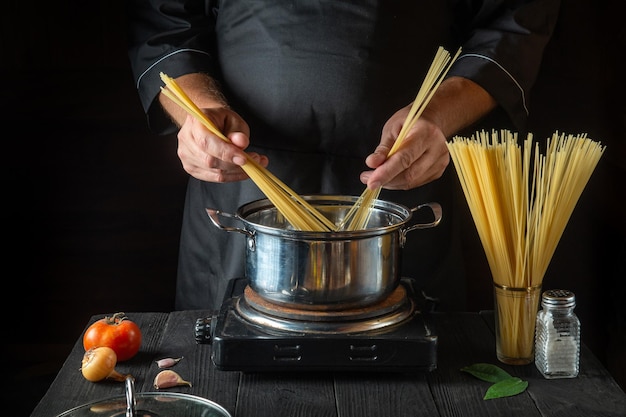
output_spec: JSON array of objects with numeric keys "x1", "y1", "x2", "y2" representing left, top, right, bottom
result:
[{"x1": 542, "y1": 289, "x2": 576, "y2": 308}]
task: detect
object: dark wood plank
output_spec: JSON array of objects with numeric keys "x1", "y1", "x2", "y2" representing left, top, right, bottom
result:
[
  {"x1": 236, "y1": 372, "x2": 337, "y2": 417},
  {"x1": 478, "y1": 311, "x2": 626, "y2": 417},
  {"x1": 161, "y1": 310, "x2": 240, "y2": 414},
  {"x1": 31, "y1": 311, "x2": 626, "y2": 417},
  {"x1": 334, "y1": 372, "x2": 436, "y2": 417},
  {"x1": 29, "y1": 311, "x2": 240, "y2": 417},
  {"x1": 30, "y1": 313, "x2": 169, "y2": 417},
  {"x1": 428, "y1": 313, "x2": 542, "y2": 417}
]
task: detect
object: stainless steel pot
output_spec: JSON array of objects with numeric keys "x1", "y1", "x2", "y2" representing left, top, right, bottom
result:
[{"x1": 206, "y1": 195, "x2": 442, "y2": 310}]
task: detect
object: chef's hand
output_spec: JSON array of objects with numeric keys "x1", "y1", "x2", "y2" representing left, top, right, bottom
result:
[
  {"x1": 360, "y1": 105, "x2": 450, "y2": 191},
  {"x1": 360, "y1": 76, "x2": 497, "y2": 191},
  {"x1": 176, "y1": 107, "x2": 269, "y2": 183}
]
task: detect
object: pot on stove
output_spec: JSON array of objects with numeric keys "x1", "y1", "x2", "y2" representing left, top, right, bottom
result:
[{"x1": 206, "y1": 195, "x2": 441, "y2": 310}]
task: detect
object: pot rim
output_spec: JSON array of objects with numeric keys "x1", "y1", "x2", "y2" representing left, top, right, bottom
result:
[{"x1": 235, "y1": 194, "x2": 413, "y2": 238}]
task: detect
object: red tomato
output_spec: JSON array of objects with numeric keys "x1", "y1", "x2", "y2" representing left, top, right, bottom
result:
[{"x1": 83, "y1": 312, "x2": 142, "y2": 361}]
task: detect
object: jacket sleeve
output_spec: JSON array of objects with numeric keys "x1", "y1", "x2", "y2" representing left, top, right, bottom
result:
[
  {"x1": 126, "y1": 0, "x2": 219, "y2": 134},
  {"x1": 448, "y1": 0, "x2": 561, "y2": 130}
]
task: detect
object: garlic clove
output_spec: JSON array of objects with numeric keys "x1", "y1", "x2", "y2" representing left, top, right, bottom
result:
[
  {"x1": 155, "y1": 357, "x2": 183, "y2": 369},
  {"x1": 153, "y1": 370, "x2": 192, "y2": 389}
]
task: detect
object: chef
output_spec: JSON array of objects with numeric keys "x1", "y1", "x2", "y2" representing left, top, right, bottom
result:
[{"x1": 127, "y1": 0, "x2": 561, "y2": 311}]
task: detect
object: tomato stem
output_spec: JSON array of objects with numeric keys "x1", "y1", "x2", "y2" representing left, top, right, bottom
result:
[{"x1": 106, "y1": 312, "x2": 128, "y2": 325}]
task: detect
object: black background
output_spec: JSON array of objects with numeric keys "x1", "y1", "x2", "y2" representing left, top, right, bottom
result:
[{"x1": 2, "y1": 1, "x2": 624, "y2": 415}]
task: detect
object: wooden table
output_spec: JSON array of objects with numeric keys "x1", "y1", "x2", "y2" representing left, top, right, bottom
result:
[{"x1": 31, "y1": 310, "x2": 626, "y2": 417}]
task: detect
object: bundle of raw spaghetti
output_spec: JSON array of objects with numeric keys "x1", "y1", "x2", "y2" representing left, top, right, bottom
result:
[
  {"x1": 159, "y1": 73, "x2": 335, "y2": 232},
  {"x1": 339, "y1": 46, "x2": 462, "y2": 231},
  {"x1": 447, "y1": 130, "x2": 605, "y2": 362}
]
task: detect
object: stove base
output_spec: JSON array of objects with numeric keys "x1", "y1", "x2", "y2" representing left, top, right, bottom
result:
[{"x1": 199, "y1": 278, "x2": 437, "y2": 372}]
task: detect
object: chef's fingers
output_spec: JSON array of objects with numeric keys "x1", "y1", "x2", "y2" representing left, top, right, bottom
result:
[
  {"x1": 362, "y1": 120, "x2": 449, "y2": 190},
  {"x1": 365, "y1": 106, "x2": 411, "y2": 170},
  {"x1": 176, "y1": 114, "x2": 268, "y2": 183}
]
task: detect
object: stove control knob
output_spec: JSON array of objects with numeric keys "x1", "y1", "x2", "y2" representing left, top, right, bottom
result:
[{"x1": 195, "y1": 316, "x2": 215, "y2": 344}]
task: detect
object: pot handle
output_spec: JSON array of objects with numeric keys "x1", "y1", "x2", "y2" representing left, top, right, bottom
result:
[
  {"x1": 402, "y1": 202, "x2": 442, "y2": 235},
  {"x1": 205, "y1": 208, "x2": 254, "y2": 238}
]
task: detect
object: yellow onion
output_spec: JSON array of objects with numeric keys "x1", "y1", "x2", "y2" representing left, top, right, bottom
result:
[{"x1": 81, "y1": 346, "x2": 130, "y2": 382}]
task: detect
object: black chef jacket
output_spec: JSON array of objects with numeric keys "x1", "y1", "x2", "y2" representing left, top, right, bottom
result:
[{"x1": 127, "y1": 0, "x2": 561, "y2": 310}]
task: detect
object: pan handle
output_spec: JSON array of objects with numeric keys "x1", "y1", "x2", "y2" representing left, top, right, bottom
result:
[
  {"x1": 205, "y1": 208, "x2": 254, "y2": 238},
  {"x1": 402, "y1": 202, "x2": 442, "y2": 235}
]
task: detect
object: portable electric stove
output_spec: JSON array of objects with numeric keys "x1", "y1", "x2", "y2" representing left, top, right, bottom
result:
[{"x1": 195, "y1": 277, "x2": 437, "y2": 372}]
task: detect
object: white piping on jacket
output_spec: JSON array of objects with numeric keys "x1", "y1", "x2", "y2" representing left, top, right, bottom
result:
[
  {"x1": 135, "y1": 48, "x2": 212, "y2": 89},
  {"x1": 456, "y1": 53, "x2": 529, "y2": 116},
  {"x1": 137, "y1": 50, "x2": 529, "y2": 116}
]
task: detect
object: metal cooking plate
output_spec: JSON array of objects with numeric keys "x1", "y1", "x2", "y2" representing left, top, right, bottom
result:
[{"x1": 236, "y1": 285, "x2": 415, "y2": 334}]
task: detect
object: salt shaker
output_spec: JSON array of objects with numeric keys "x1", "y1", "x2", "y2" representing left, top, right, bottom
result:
[{"x1": 535, "y1": 289, "x2": 581, "y2": 378}]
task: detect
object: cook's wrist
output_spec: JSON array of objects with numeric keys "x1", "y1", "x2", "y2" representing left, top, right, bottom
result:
[{"x1": 159, "y1": 72, "x2": 228, "y2": 126}]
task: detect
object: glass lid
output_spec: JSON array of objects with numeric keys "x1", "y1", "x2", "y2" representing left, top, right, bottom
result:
[{"x1": 56, "y1": 377, "x2": 231, "y2": 417}]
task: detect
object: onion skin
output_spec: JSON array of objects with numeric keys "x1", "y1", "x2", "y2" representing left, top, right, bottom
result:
[{"x1": 81, "y1": 346, "x2": 131, "y2": 382}]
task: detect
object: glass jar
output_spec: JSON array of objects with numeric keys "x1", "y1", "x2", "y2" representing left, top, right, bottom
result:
[
  {"x1": 535, "y1": 289, "x2": 581, "y2": 378},
  {"x1": 494, "y1": 283, "x2": 542, "y2": 365}
]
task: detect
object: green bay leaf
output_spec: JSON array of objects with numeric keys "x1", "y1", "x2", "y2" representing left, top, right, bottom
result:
[
  {"x1": 460, "y1": 363, "x2": 512, "y2": 383},
  {"x1": 483, "y1": 377, "x2": 528, "y2": 400}
]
